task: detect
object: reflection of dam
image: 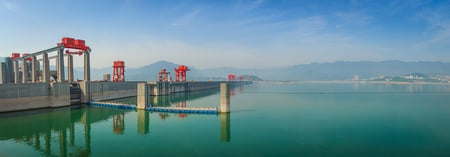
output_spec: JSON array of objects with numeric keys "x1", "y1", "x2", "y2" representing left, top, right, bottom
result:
[
  {"x1": 0, "y1": 89, "x2": 233, "y2": 156},
  {"x1": 0, "y1": 106, "x2": 131, "y2": 157}
]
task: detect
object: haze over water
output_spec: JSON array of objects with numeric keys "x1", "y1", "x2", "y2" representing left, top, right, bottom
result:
[{"x1": 1, "y1": 83, "x2": 450, "y2": 156}]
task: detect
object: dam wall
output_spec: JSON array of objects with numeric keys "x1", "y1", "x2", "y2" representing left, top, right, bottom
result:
[
  {"x1": 0, "y1": 82, "x2": 70, "y2": 112},
  {"x1": 0, "y1": 81, "x2": 252, "y2": 112},
  {"x1": 89, "y1": 81, "x2": 141, "y2": 102}
]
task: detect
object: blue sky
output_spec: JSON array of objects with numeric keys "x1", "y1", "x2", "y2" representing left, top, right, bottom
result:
[{"x1": 1, "y1": 0, "x2": 449, "y2": 69}]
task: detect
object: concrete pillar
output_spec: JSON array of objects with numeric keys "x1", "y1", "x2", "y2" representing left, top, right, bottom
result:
[
  {"x1": 4, "y1": 57, "x2": 12, "y2": 83},
  {"x1": 43, "y1": 53, "x2": 50, "y2": 82},
  {"x1": 84, "y1": 51, "x2": 90, "y2": 82},
  {"x1": 57, "y1": 47, "x2": 65, "y2": 82},
  {"x1": 137, "y1": 83, "x2": 148, "y2": 110},
  {"x1": 31, "y1": 56, "x2": 37, "y2": 83},
  {"x1": 67, "y1": 55, "x2": 74, "y2": 83},
  {"x1": 80, "y1": 81, "x2": 90, "y2": 103},
  {"x1": 137, "y1": 110, "x2": 149, "y2": 135},
  {"x1": 220, "y1": 113, "x2": 231, "y2": 142},
  {"x1": 13, "y1": 60, "x2": 19, "y2": 84},
  {"x1": 22, "y1": 59, "x2": 28, "y2": 83},
  {"x1": 220, "y1": 83, "x2": 230, "y2": 113},
  {"x1": 0, "y1": 62, "x2": 5, "y2": 84}
]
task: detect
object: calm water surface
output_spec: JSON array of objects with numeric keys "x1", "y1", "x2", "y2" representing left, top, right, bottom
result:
[{"x1": 1, "y1": 83, "x2": 450, "y2": 157}]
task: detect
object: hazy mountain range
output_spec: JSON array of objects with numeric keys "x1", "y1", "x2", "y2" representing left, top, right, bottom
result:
[
  {"x1": 2, "y1": 57, "x2": 450, "y2": 81},
  {"x1": 72, "y1": 60, "x2": 450, "y2": 81}
]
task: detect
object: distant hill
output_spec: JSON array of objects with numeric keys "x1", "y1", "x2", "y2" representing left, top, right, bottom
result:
[
  {"x1": 203, "y1": 60, "x2": 450, "y2": 81},
  {"x1": 76, "y1": 60, "x2": 450, "y2": 81}
]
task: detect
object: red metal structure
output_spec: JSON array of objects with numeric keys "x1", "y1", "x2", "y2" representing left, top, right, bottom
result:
[
  {"x1": 58, "y1": 37, "x2": 90, "y2": 51},
  {"x1": 158, "y1": 68, "x2": 170, "y2": 82},
  {"x1": 22, "y1": 53, "x2": 32, "y2": 61},
  {"x1": 238, "y1": 75, "x2": 245, "y2": 81},
  {"x1": 228, "y1": 74, "x2": 236, "y2": 81},
  {"x1": 113, "y1": 61, "x2": 125, "y2": 82},
  {"x1": 174, "y1": 65, "x2": 189, "y2": 82},
  {"x1": 11, "y1": 53, "x2": 20, "y2": 60}
]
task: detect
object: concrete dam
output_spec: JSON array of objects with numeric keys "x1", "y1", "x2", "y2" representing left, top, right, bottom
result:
[{"x1": 0, "y1": 37, "x2": 253, "y2": 113}]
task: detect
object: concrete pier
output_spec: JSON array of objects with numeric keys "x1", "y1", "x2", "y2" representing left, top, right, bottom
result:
[
  {"x1": 31, "y1": 56, "x2": 37, "y2": 83},
  {"x1": 67, "y1": 55, "x2": 74, "y2": 83},
  {"x1": 137, "y1": 83, "x2": 148, "y2": 110},
  {"x1": 43, "y1": 53, "x2": 50, "y2": 82},
  {"x1": 80, "y1": 81, "x2": 90, "y2": 103},
  {"x1": 0, "y1": 63, "x2": 5, "y2": 84},
  {"x1": 13, "y1": 60, "x2": 19, "y2": 84},
  {"x1": 84, "y1": 51, "x2": 90, "y2": 82},
  {"x1": 57, "y1": 47, "x2": 65, "y2": 82},
  {"x1": 220, "y1": 83, "x2": 230, "y2": 113},
  {"x1": 22, "y1": 59, "x2": 28, "y2": 83}
]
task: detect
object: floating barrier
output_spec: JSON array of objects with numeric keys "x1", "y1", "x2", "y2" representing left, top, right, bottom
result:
[
  {"x1": 147, "y1": 106, "x2": 218, "y2": 114},
  {"x1": 88, "y1": 102, "x2": 218, "y2": 114}
]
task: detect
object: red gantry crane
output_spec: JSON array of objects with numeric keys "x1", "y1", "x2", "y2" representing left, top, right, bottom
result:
[
  {"x1": 113, "y1": 61, "x2": 125, "y2": 82},
  {"x1": 158, "y1": 68, "x2": 170, "y2": 82},
  {"x1": 174, "y1": 65, "x2": 189, "y2": 82},
  {"x1": 228, "y1": 74, "x2": 236, "y2": 81}
]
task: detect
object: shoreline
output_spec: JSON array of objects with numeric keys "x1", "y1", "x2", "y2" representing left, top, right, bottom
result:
[{"x1": 258, "y1": 80, "x2": 450, "y2": 85}]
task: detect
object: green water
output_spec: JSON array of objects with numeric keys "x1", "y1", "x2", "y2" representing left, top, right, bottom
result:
[{"x1": 1, "y1": 83, "x2": 450, "y2": 157}]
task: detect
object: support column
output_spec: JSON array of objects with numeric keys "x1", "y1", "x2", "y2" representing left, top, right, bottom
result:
[
  {"x1": 43, "y1": 53, "x2": 50, "y2": 82},
  {"x1": 22, "y1": 59, "x2": 28, "y2": 83},
  {"x1": 57, "y1": 47, "x2": 65, "y2": 82},
  {"x1": 4, "y1": 57, "x2": 12, "y2": 83},
  {"x1": 84, "y1": 51, "x2": 90, "y2": 82},
  {"x1": 80, "y1": 81, "x2": 90, "y2": 103},
  {"x1": 67, "y1": 55, "x2": 74, "y2": 83},
  {"x1": 220, "y1": 83, "x2": 230, "y2": 113},
  {"x1": 137, "y1": 83, "x2": 148, "y2": 110},
  {"x1": 31, "y1": 56, "x2": 37, "y2": 83},
  {"x1": 14, "y1": 60, "x2": 19, "y2": 84}
]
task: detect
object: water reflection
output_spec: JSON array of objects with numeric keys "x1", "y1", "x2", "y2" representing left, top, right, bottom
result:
[
  {"x1": 0, "y1": 88, "x2": 238, "y2": 156},
  {"x1": 220, "y1": 113, "x2": 231, "y2": 142},
  {"x1": 137, "y1": 110, "x2": 149, "y2": 135},
  {"x1": 113, "y1": 113, "x2": 125, "y2": 134}
]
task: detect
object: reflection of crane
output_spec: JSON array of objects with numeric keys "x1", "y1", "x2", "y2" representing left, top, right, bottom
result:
[
  {"x1": 174, "y1": 65, "x2": 189, "y2": 82},
  {"x1": 159, "y1": 113, "x2": 170, "y2": 120},
  {"x1": 175, "y1": 102, "x2": 188, "y2": 119},
  {"x1": 113, "y1": 114, "x2": 125, "y2": 134}
]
